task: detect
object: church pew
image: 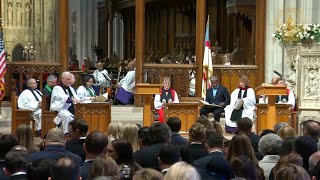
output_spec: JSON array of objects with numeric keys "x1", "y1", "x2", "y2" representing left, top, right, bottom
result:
[{"x1": 41, "y1": 96, "x2": 57, "y2": 138}]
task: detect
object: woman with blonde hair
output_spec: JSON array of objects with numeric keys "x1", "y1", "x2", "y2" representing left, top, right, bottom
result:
[
  {"x1": 122, "y1": 123, "x2": 139, "y2": 152},
  {"x1": 164, "y1": 162, "x2": 200, "y2": 180},
  {"x1": 133, "y1": 168, "x2": 163, "y2": 180},
  {"x1": 88, "y1": 155, "x2": 119, "y2": 180},
  {"x1": 107, "y1": 122, "x2": 124, "y2": 142},
  {"x1": 277, "y1": 125, "x2": 296, "y2": 139},
  {"x1": 16, "y1": 124, "x2": 39, "y2": 153}
]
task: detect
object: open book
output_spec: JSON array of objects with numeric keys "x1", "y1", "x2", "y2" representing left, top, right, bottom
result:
[
  {"x1": 92, "y1": 92, "x2": 109, "y2": 102},
  {"x1": 199, "y1": 100, "x2": 222, "y2": 107}
]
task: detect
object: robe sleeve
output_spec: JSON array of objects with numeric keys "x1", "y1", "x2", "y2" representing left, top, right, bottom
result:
[
  {"x1": 50, "y1": 86, "x2": 70, "y2": 112},
  {"x1": 173, "y1": 90, "x2": 179, "y2": 103},
  {"x1": 154, "y1": 94, "x2": 162, "y2": 110},
  {"x1": 77, "y1": 86, "x2": 90, "y2": 100},
  {"x1": 17, "y1": 90, "x2": 39, "y2": 111},
  {"x1": 242, "y1": 88, "x2": 256, "y2": 109}
]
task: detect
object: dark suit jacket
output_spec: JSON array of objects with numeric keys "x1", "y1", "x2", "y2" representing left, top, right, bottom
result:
[
  {"x1": 0, "y1": 161, "x2": 9, "y2": 180},
  {"x1": 133, "y1": 143, "x2": 166, "y2": 171},
  {"x1": 170, "y1": 133, "x2": 188, "y2": 147},
  {"x1": 205, "y1": 85, "x2": 230, "y2": 106},
  {"x1": 65, "y1": 138, "x2": 86, "y2": 162},
  {"x1": 42, "y1": 87, "x2": 52, "y2": 97},
  {"x1": 30, "y1": 145, "x2": 83, "y2": 165},
  {"x1": 181, "y1": 143, "x2": 208, "y2": 164},
  {"x1": 80, "y1": 160, "x2": 94, "y2": 180},
  {"x1": 10, "y1": 174, "x2": 27, "y2": 180},
  {"x1": 193, "y1": 151, "x2": 233, "y2": 180}
]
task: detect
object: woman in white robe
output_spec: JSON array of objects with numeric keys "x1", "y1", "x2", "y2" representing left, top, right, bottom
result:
[
  {"x1": 224, "y1": 75, "x2": 256, "y2": 133},
  {"x1": 77, "y1": 75, "x2": 96, "y2": 102}
]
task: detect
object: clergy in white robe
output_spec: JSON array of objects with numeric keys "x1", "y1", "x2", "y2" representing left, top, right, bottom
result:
[
  {"x1": 18, "y1": 78, "x2": 42, "y2": 131},
  {"x1": 93, "y1": 62, "x2": 111, "y2": 89},
  {"x1": 224, "y1": 75, "x2": 256, "y2": 133},
  {"x1": 116, "y1": 60, "x2": 136, "y2": 104},
  {"x1": 50, "y1": 72, "x2": 81, "y2": 134},
  {"x1": 77, "y1": 75, "x2": 96, "y2": 102}
]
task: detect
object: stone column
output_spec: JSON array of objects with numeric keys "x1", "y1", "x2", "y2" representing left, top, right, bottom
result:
[{"x1": 60, "y1": 0, "x2": 69, "y2": 71}]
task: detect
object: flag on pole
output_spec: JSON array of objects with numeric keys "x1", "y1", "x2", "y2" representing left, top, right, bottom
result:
[
  {"x1": 0, "y1": 30, "x2": 6, "y2": 100},
  {"x1": 202, "y1": 17, "x2": 213, "y2": 99}
]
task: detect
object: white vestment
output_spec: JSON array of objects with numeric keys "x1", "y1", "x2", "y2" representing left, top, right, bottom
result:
[
  {"x1": 50, "y1": 85, "x2": 80, "y2": 134},
  {"x1": 224, "y1": 88, "x2": 256, "y2": 128},
  {"x1": 154, "y1": 90, "x2": 179, "y2": 110},
  {"x1": 119, "y1": 70, "x2": 135, "y2": 93},
  {"x1": 258, "y1": 89, "x2": 295, "y2": 107},
  {"x1": 18, "y1": 89, "x2": 42, "y2": 130},
  {"x1": 93, "y1": 69, "x2": 110, "y2": 88},
  {"x1": 77, "y1": 85, "x2": 96, "y2": 101}
]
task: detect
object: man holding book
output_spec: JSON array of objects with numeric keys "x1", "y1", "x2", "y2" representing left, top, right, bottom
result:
[{"x1": 200, "y1": 76, "x2": 230, "y2": 122}]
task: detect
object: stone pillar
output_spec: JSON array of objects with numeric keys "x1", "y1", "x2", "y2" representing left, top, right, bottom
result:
[{"x1": 60, "y1": 0, "x2": 69, "y2": 71}]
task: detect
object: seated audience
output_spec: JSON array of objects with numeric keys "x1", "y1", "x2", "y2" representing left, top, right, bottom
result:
[
  {"x1": 0, "y1": 134, "x2": 18, "y2": 180},
  {"x1": 30, "y1": 128, "x2": 82, "y2": 165},
  {"x1": 50, "y1": 72, "x2": 81, "y2": 134},
  {"x1": 309, "y1": 151, "x2": 320, "y2": 175},
  {"x1": 122, "y1": 123, "x2": 140, "y2": 152},
  {"x1": 18, "y1": 78, "x2": 43, "y2": 134},
  {"x1": 108, "y1": 139, "x2": 142, "y2": 179},
  {"x1": 16, "y1": 124, "x2": 39, "y2": 153},
  {"x1": 294, "y1": 135, "x2": 317, "y2": 174},
  {"x1": 134, "y1": 123, "x2": 171, "y2": 170},
  {"x1": 258, "y1": 133, "x2": 282, "y2": 180},
  {"x1": 88, "y1": 155, "x2": 119, "y2": 180},
  {"x1": 270, "y1": 152, "x2": 303, "y2": 180},
  {"x1": 116, "y1": 59, "x2": 136, "y2": 105},
  {"x1": 312, "y1": 161, "x2": 320, "y2": 180},
  {"x1": 275, "y1": 163, "x2": 310, "y2": 180},
  {"x1": 181, "y1": 123, "x2": 208, "y2": 164},
  {"x1": 303, "y1": 120, "x2": 320, "y2": 141},
  {"x1": 166, "y1": 117, "x2": 187, "y2": 147},
  {"x1": 133, "y1": 168, "x2": 163, "y2": 180},
  {"x1": 107, "y1": 122, "x2": 124, "y2": 143},
  {"x1": 277, "y1": 125, "x2": 296, "y2": 139},
  {"x1": 154, "y1": 77, "x2": 179, "y2": 123},
  {"x1": 158, "y1": 144, "x2": 181, "y2": 175},
  {"x1": 193, "y1": 132, "x2": 233, "y2": 179},
  {"x1": 224, "y1": 75, "x2": 256, "y2": 133},
  {"x1": 77, "y1": 75, "x2": 97, "y2": 101},
  {"x1": 27, "y1": 159, "x2": 56, "y2": 180},
  {"x1": 200, "y1": 76, "x2": 230, "y2": 122},
  {"x1": 81, "y1": 131, "x2": 108, "y2": 180},
  {"x1": 273, "y1": 122, "x2": 289, "y2": 134},
  {"x1": 236, "y1": 117, "x2": 260, "y2": 156},
  {"x1": 279, "y1": 137, "x2": 296, "y2": 157},
  {"x1": 42, "y1": 75, "x2": 58, "y2": 97},
  {"x1": 66, "y1": 119, "x2": 89, "y2": 161},
  {"x1": 49, "y1": 157, "x2": 81, "y2": 180},
  {"x1": 164, "y1": 162, "x2": 200, "y2": 180},
  {"x1": 138, "y1": 126, "x2": 151, "y2": 148},
  {"x1": 195, "y1": 115, "x2": 214, "y2": 131},
  {"x1": 3, "y1": 149, "x2": 29, "y2": 179},
  {"x1": 260, "y1": 129, "x2": 275, "y2": 137},
  {"x1": 230, "y1": 155, "x2": 263, "y2": 180}
]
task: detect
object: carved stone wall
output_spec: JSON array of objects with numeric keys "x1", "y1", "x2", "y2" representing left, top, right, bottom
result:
[{"x1": 1, "y1": 0, "x2": 57, "y2": 61}]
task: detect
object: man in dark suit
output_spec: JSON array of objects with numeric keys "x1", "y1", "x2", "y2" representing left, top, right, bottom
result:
[
  {"x1": 134, "y1": 123, "x2": 171, "y2": 170},
  {"x1": 42, "y1": 75, "x2": 58, "y2": 97},
  {"x1": 158, "y1": 144, "x2": 181, "y2": 175},
  {"x1": 65, "y1": 119, "x2": 89, "y2": 161},
  {"x1": 49, "y1": 157, "x2": 81, "y2": 180},
  {"x1": 0, "y1": 135, "x2": 18, "y2": 180},
  {"x1": 80, "y1": 131, "x2": 108, "y2": 180},
  {"x1": 3, "y1": 149, "x2": 29, "y2": 180},
  {"x1": 193, "y1": 132, "x2": 233, "y2": 179},
  {"x1": 166, "y1": 117, "x2": 187, "y2": 147},
  {"x1": 30, "y1": 128, "x2": 82, "y2": 165},
  {"x1": 200, "y1": 76, "x2": 230, "y2": 122}
]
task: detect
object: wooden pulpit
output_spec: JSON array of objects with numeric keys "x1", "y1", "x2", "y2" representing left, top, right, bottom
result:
[
  {"x1": 134, "y1": 83, "x2": 161, "y2": 127},
  {"x1": 255, "y1": 85, "x2": 287, "y2": 131}
]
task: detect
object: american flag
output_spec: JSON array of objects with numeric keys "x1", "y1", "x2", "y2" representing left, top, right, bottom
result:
[
  {"x1": 202, "y1": 17, "x2": 213, "y2": 99},
  {"x1": 0, "y1": 30, "x2": 6, "y2": 100}
]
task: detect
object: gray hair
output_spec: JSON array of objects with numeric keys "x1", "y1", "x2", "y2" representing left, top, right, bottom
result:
[
  {"x1": 47, "y1": 75, "x2": 57, "y2": 82},
  {"x1": 274, "y1": 122, "x2": 289, "y2": 133},
  {"x1": 27, "y1": 78, "x2": 36, "y2": 87},
  {"x1": 258, "y1": 133, "x2": 282, "y2": 155},
  {"x1": 61, "y1": 71, "x2": 71, "y2": 79},
  {"x1": 210, "y1": 76, "x2": 219, "y2": 81},
  {"x1": 163, "y1": 77, "x2": 171, "y2": 82}
]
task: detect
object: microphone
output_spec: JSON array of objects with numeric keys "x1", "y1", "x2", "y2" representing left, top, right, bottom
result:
[{"x1": 273, "y1": 70, "x2": 282, "y2": 78}]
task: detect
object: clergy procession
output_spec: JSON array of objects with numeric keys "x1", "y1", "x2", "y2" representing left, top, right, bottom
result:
[{"x1": 1, "y1": 0, "x2": 320, "y2": 179}]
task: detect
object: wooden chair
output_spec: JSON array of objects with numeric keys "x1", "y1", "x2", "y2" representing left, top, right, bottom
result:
[
  {"x1": 41, "y1": 96, "x2": 57, "y2": 138},
  {"x1": 11, "y1": 92, "x2": 34, "y2": 135}
]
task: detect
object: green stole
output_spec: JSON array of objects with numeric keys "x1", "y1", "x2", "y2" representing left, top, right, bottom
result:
[{"x1": 45, "y1": 84, "x2": 53, "y2": 93}]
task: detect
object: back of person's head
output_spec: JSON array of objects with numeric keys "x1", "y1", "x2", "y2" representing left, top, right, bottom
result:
[
  {"x1": 295, "y1": 136, "x2": 317, "y2": 159},
  {"x1": 279, "y1": 137, "x2": 296, "y2": 157},
  {"x1": 312, "y1": 161, "x2": 320, "y2": 180},
  {"x1": 188, "y1": 123, "x2": 206, "y2": 143},
  {"x1": 260, "y1": 129, "x2": 275, "y2": 137},
  {"x1": 158, "y1": 144, "x2": 180, "y2": 166},
  {"x1": 0, "y1": 134, "x2": 18, "y2": 159},
  {"x1": 4, "y1": 149, "x2": 30, "y2": 175},
  {"x1": 16, "y1": 124, "x2": 36, "y2": 151},
  {"x1": 204, "y1": 132, "x2": 223, "y2": 149},
  {"x1": 236, "y1": 117, "x2": 253, "y2": 133},
  {"x1": 27, "y1": 159, "x2": 56, "y2": 180},
  {"x1": 149, "y1": 123, "x2": 171, "y2": 144},
  {"x1": 212, "y1": 121, "x2": 224, "y2": 137},
  {"x1": 274, "y1": 122, "x2": 289, "y2": 133},
  {"x1": 303, "y1": 120, "x2": 320, "y2": 139},
  {"x1": 195, "y1": 115, "x2": 214, "y2": 130},
  {"x1": 230, "y1": 155, "x2": 260, "y2": 180},
  {"x1": 85, "y1": 131, "x2": 108, "y2": 155},
  {"x1": 133, "y1": 168, "x2": 163, "y2": 180},
  {"x1": 166, "y1": 117, "x2": 181, "y2": 133},
  {"x1": 275, "y1": 163, "x2": 311, "y2": 180},
  {"x1": 107, "y1": 122, "x2": 124, "y2": 139},
  {"x1": 277, "y1": 125, "x2": 296, "y2": 139},
  {"x1": 258, "y1": 133, "x2": 282, "y2": 155},
  {"x1": 88, "y1": 155, "x2": 119, "y2": 180},
  {"x1": 309, "y1": 151, "x2": 320, "y2": 173},
  {"x1": 274, "y1": 152, "x2": 303, "y2": 176},
  {"x1": 45, "y1": 128, "x2": 65, "y2": 145},
  {"x1": 69, "y1": 119, "x2": 89, "y2": 137},
  {"x1": 227, "y1": 134, "x2": 257, "y2": 164},
  {"x1": 122, "y1": 123, "x2": 139, "y2": 152},
  {"x1": 50, "y1": 157, "x2": 80, "y2": 180},
  {"x1": 163, "y1": 162, "x2": 200, "y2": 180},
  {"x1": 111, "y1": 139, "x2": 133, "y2": 164},
  {"x1": 138, "y1": 126, "x2": 150, "y2": 147}
]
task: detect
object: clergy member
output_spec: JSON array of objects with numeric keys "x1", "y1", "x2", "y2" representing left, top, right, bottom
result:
[
  {"x1": 93, "y1": 61, "x2": 111, "y2": 92},
  {"x1": 154, "y1": 77, "x2": 179, "y2": 123},
  {"x1": 50, "y1": 71, "x2": 81, "y2": 134},
  {"x1": 116, "y1": 59, "x2": 136, "y2": 104},
  {"x1": 42, "y1": 75, "x2": 58, "y2": 97},
  {"x1": 18, "y1": 78, "x2": 43, "y2": 134}
]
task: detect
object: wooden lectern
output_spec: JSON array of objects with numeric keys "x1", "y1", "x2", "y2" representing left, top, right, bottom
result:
[
  {"x1": 134, "y1": 83, "x2": 162, "y2": 127},
  {"x1": 255, "y1": 85, "x2": 287, "y2": 131}
]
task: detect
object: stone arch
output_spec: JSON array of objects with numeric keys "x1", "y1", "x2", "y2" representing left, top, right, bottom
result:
[{"x1": 12, "y1": 44, "x2": 25, "y2": 61}]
